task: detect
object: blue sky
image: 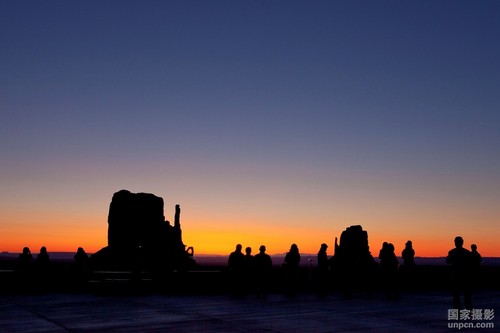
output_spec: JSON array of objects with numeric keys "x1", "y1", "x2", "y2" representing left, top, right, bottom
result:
[{"x1": 1, "y1": 1, "x2": 500, "y2": 255}]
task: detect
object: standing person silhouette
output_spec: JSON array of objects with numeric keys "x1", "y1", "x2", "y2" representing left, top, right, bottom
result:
[
  {"x1": 446, "y1": 236, "x2": 472, "y2": 309},
  {"x1": 284, "y1": 243, "x2": 301, "y2": 295},
  {"x1": 74, "y1": 247, "x2": 89, "y2": 285},
  {"x1": 316, "y1": 243, "x2": 330, "y2": 297},
  {"x1": 74, "y1": 247, "x2": 89, "y2": 269},
  {"x1": 228, "y1": 244, "x2": 245, "y2": 295},
  {"x1": 17, "y1": 247, "x2": 33, "y2": 291},
  {"x1": 18, "y1": 247, "x2": 33, "y2": 268},
  {"x1": 379, "y1": 242, "x2": 399, "y2": 299},
  {"x1": 470, "y1": 244, "x2": 482, "y2": 270},
  {"x1": 254, "y1": 245, "x2": 272, "y2": 298},
  {"x1": 243, "y1": 246, "x2": 254, "y2": 294},
  {"x1": 470, "y1": 244, "x2": 482, "y2": 288},
  {"x1": 402, "y1": 241, "x2": 415, "y2": 267},
  {"x1": 36, "y1": 246, "x2": 50, "y2": 266},
  {"x1": 244, "y1": 247, "x2": 254, "y2": 267},
  {"x1": 36, "y1": 246, "x2": 50, "y2": 290},
  {"x1": 401, "y1": 240, "x2": 416, "y2": 290}
]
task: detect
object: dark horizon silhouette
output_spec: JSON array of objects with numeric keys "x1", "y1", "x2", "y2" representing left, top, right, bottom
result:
[
  {"x1": 0, "y1": 190, "x2": 497, "y2": 302},
  {"x1": 89, "y1": 190, "x2": 195, "y2": 272}
]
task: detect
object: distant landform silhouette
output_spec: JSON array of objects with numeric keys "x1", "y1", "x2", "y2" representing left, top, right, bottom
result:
[
  {"x1": 1, "y1": 189, "x2": 499, "y2": 298},
  {"x1": 89, "y1": 190, "x2": 195, "y2": 271}
]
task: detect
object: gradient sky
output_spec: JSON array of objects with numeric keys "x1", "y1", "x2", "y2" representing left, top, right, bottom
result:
[{"x1": 1, "y1": 1, "x2": 500, "y2": 258}]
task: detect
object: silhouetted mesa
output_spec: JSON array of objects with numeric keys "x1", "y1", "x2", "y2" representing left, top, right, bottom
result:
[
  {"x1": 90, "y1": 190, "x2": 195, "y2": 271},
  {"x1": 108, "y1": 190, "x2": 164, "y2": 248},
  {"x1": 331, "y1": 225, "x2": 376, "y2": 296}
]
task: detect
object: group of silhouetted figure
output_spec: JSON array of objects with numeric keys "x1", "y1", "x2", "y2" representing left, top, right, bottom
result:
[
  {"x1": 446, "y1": 236, "x2": 482, "y2": 309},
  {"x1": 227, "y1": 236, "x2": 483, "y2": 309},
  {"x1": 228, "y1": 244, "x2": 273, "y2": 298},
  {"x1": 227, "y1": 242, "x2": 338, "y2": 298},
  {"x1": 11, "y1": 235, "x2": 483, "y2": 308},
  {"x1": 15, "y1": 246, "x2": 89, "y2": 291}
]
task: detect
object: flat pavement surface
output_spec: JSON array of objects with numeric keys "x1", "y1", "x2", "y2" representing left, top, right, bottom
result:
[{"x1": 0, "y1": 290, "x2": 498, "y2": 332}]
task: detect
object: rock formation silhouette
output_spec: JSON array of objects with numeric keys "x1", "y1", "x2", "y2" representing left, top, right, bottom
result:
[
  {"x1": 331, "y1": 225, "x2": 376, "y2": 296},
  {"x1": 90, "y1": 190, "x2": 195, "y2": 272}
]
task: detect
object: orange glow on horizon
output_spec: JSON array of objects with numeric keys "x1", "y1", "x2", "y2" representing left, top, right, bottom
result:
[
  {"x1": 1, "y1": 213, "x2": 106, "y2": 254},
  {"x1": 182, "y1": 224, "x2": 500, "y2": 258},
  {"x1": 2, "y1": 214, "x2": 499, "y2": 257}
]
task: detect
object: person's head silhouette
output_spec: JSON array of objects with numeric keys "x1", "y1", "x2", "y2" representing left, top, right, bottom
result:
[
  {"x1": 454, "y1": 236, "x2": 464, "y2": 248},
  {"x1": 388, "y1": 243, "x2": 395, "y2": 252}
]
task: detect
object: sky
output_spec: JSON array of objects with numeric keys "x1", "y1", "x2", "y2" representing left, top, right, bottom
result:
[{"x1": 1, "y1": 1, "x2": 500, "y2": 258}]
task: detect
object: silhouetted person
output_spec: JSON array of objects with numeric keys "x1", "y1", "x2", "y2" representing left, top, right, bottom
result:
[
  {"x1": 74, "y1": 247, "x2": 89, "y2": 285},
  {"x1": 17, "y1": 247, "x2": 33, "y2": 289},
  {"x1": 400, "y1": 240, "x2": 416, "y2": 289},
  {"x1": 470, "y1": 244, "x2": 482, "y2": 269},
  {"x1": 402, "y1": 241, "x2": 415, "y2": 267},
  {"x1": 36, "y1": 246, "x2": 50, "y2": 266},
  {"x1": 35, "y1": 246, "x2": 50, "y2": 290},
  {"x1": 446, "y1": 236, "x2": 472, "y2": 309},
  {"x1": 254, "y1": 245, "x2": 272, "y2": 298},
  {"x1": 18, "y1": 246, "x2": 33, "y2": 268},
  {"x1": 470, "y1": 244, "x2": 482, "y2": 287},
  {"x1": 379, "y1": 242, "x2": 399, "y2": 299},
  {"x1": 316, "y1": 243, "x2": 330, "y2": 297},
  {"x1": 75, "y1": 247, "x2": 89, "y2": 263},
  {"x1": 244, "y1": 247, "x2": 254, "y2": 267},
  {"x1": 228, "y1": 244, "x2": 245, "y2": 295},
  {"x1": 378, "y1": 242, "x2": 388, "y2": 258},
  {"x1": 243, "y1": 246, "x2": 255, "y2": 294},
  {"x1": 284, "y1": 243, "x2": 301, "y2": 295}
]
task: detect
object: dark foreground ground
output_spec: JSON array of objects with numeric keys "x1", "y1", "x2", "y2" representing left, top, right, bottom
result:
[
  {"x1": 1, "y1": 290, "x2": 498, "y2": 332},
  {"x1": 1, "y1": 260, "x2": 498, "y2": 332}
]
